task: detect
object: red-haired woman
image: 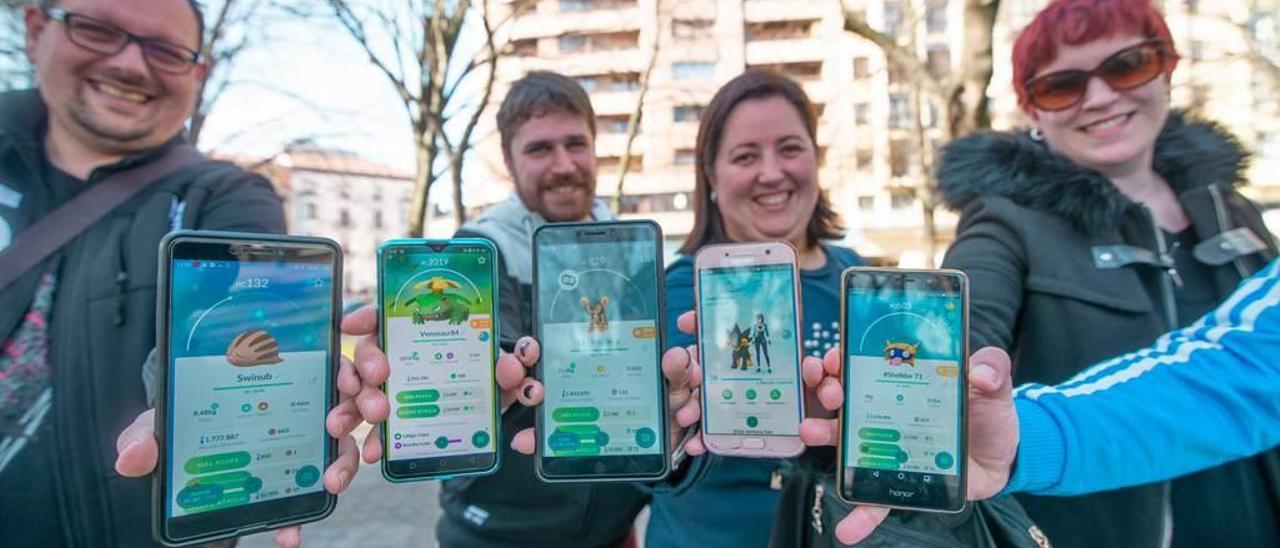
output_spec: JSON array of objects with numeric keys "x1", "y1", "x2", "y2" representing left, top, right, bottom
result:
[{"x1": 936, "y1": 0, "x2": 1279, "y2": 547}]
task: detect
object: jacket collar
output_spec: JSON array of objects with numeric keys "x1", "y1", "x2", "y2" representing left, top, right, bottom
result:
[
  {"x1": 936, "y1": 110, "x2": 1249, "y2": 234},
  {"x1": 0, "y1": 89, "x2": 50, "y2": 178}
]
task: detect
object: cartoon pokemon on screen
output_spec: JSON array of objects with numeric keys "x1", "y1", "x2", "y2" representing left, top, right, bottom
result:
[{"x1": 401, "y1": 276, "x2": 474, "y2": 325}]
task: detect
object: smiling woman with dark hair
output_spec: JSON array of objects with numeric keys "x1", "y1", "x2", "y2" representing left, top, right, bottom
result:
[{"x1": 936, "y1": 1, "x2": 1280, "y2": 547}]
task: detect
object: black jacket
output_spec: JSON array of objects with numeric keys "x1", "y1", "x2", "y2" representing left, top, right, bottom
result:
[
  {"x1": 0, "y1": 90, "x2": 286, "y2": 547},
  {"x1": 937, "y1": 111, "x2": 1279, "y2": 547}
]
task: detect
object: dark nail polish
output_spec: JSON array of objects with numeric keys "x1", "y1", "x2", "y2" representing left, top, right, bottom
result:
[{"x1": 523, "y1": 385, "x2": 534, "y2": 399}]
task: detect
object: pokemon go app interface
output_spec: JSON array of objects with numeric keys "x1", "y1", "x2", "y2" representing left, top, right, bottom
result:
[
  {"x1": 167, "y1": 257, "x2": 332, "y2": 518},
  {"x1": 698, "y1": 264, "x2": 802, "y2": 436},
  {"x1": 538, "y1": 239, "x2": 662, "y2": 458},
  {"x1": 843, "y1": 284, "x2": 963, "y2": 478},
  {"x1": 382, "y1": 245, "x2": 497, "y2": 462}
]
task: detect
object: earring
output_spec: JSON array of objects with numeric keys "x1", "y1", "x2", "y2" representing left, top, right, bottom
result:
[
  {"x1": 1029, "y1": 127, "x2": 1045, "y2": 142},
  {"x1": 709, "y1": 190, "x2": 717, "y2": 202}
]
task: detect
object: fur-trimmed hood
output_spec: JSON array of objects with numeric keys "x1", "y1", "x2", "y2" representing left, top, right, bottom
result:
[{"x1": 936, "y1": 110, "x2": 1250, "y2": 234}]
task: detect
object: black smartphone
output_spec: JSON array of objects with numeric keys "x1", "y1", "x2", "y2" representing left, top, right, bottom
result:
[
  {"x1": 153, "y1": 231, "x2": 341, "y2": 546},
  {"x1": 532, "y1": 221, "x2": 669, "y2": 482},
  {"x1": 838, "y1": 268, "x2": 968, "y2": 512},
  {"x1": 377, "y1": 239, "x2": 501, "y2": 482}
]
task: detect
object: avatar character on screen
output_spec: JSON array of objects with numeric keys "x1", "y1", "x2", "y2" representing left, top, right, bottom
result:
[
  {"x1": 752, "y1": 312, "x2": 772, "y2": 373},
  {"x1": 226, "y1": 330, "x2": 283, "y2": 367}
]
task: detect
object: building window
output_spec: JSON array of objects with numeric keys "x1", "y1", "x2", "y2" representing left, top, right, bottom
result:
[
  {"x1": 889, "y1": 139, "x2": 912, "y2": 177},
  {"x1": 672, "y1": 61, "x2": 716, "y2": 80},
  {"x1": 305, "y1": 202, "x2": 317, "y2": 220},
  {"x1": 673, "y1": 105, "x2": 703, "y2": 123},
  {"x1": 889, "y1": 93, "x2": 912, "y2": 129},
  {"x1": 858, "y1": 196, "x2": 876, "y2": 211},
  {"x1": 674, "y1": 148, "x2": 696, "y2": 166},
  {"x1": 890, "y1": 188, "x2": 916, "y2": 209},
  {"x1": 745, "y1": 19, "x2": 818, "y2": 41},
  {"x1": 560, "y1": 0, "x2": 637, "y2": 12},
  {"x1": 925, "y1": 0, "x2": 948, "y2": 34},
  {"x1": 853, "y1": 57, "x2": 871, "y2": 79},
  {"x1": 747, "y1": 61, "x2": 822, "y2": 82},
  {"x1": 927, "y1": 46, "x2": 951, "y2": 78},
  {"x1": 597, "y1": 155, "x2": 645, "y2": 172},
  {"x1": 883, "y1": 0, "x2": 904, "y2": 39},
  {"x1": 673, "y1": 18, "x2": 714, "y2": 40},
  {"x1": 856, "y1": 148, "x2": 873, "y2": 169},
  {"x1": 512, "y1": 38, "x2": 538, "y2": 56},
  {"x1": 576, "y1": 72, "x2": 641, "y2": 92},
  {"x1": 374, "y1": 210, "x2": 383, "y2": 229},
  {"x1": 559, "y1": 30, "x2": 639, "y2": 54},
  {"x1": 598, "y1": 114, "x2": 635, "y2": 134},
  {"x1": 854, "y1": 103, "x2": 870, "y2": 125},
  {"x1": 339, "y1": 208, "x2": 351, "y2": 227}
]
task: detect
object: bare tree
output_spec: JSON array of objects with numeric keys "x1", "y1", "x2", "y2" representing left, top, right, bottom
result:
[
  {"x1": 841, "y1": 0, "x2": 999, "y2": 265},
  {"x1": 612, "y1": 0, "x2": 663, "y2": 214},
  {"x1": 325, "y1": 0, "x2": 529, "y2": 236},
  {"x1": 189, "y1": 0, "x2": 274, "y2": 147}
]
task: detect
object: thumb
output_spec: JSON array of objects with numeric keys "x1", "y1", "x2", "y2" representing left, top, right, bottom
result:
[
  {"x1": 115, "y1": 409, "x2": 159, "y2": 477},
  {"x1": 968, "y1": 346, "x2": 1011, "y2": 398}
]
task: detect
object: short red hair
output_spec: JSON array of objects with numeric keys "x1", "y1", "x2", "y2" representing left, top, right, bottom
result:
[{"x1": 1012, "y1": 0, "x2": 1180, "y2": 114}]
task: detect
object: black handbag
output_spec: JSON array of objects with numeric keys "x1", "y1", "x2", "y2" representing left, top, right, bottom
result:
[{"x1": 770, "y1": 462, "x2": 1051, "y2": 548}]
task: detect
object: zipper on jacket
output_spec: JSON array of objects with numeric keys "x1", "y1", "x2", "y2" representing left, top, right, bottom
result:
[
  {"x1": 1149, "y1": 215, "x2": 1180, "y2": 328},
  {"x1": 811, "y1": 483, "x2": 824, "y2": 535},
  {"x1": 1206, "y1": 185, "x2": 1252, "y2": 280}
]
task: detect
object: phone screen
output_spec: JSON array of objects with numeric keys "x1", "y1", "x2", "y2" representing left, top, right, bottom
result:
[
  {"x1": 698, "y1": 263, "x2": 802, "y2": 436},
  {"x1": 535, "y1": 224, "x2": 665, "y2": 475},
  {"x1": 380, "y1": 242, "x2": 498, "y2": 475},
  {"x1": 841, "y1": 273, "x2": 965, "y2": 508},
  {"x1": 165, "y1": 246, "x2": 334, "y2": 523}
]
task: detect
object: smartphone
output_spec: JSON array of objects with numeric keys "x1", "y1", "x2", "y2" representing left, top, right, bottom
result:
[
  {"x1": 154, "y1": 231, "x2": 340, "y2": 546},
  {"x1": 837, "y1": 268, "x2": 968, "y2": 512},
  {"x1": 378, "y1": 239, "x2": 500, "y2": 481},
  {"x1": 532, "y1": 221, "x2": 669, "y2": 482},
  {"x1": 694, "y1": 242, "x2": 805, "y2": 457}
]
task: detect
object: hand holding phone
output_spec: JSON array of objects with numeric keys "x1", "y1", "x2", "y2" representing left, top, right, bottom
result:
[
  {"x1": 837, "y1": 268, "x2": 969, "y2": 513},
  {"x1": 155, "y1": 232, "x2": 341, "y2": 546},
  {"x1": 533, "y1": 221, "x2": 670, "y2": 482},
  {"x1": 694, "y1": 242, "x2": 806, "y2": 458},
  {"x1": 378, "y1": 239, "x2": 501, "y2": 482}
]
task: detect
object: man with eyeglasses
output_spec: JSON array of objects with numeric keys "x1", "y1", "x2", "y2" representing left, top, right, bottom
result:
[{"x1": 0, "y1": 1, "x2": 355, "y2": 546}]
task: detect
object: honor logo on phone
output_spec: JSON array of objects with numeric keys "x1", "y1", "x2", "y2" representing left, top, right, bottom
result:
[
  {"x1": 838, "y1": 268, "x2": 968, "y2": 512},
  {"x1": 378, "y1": 239, "x2": 500, "y2": 482},
  {"x1": 695, "y1": 242, "x2": 805, "y2": 458}
]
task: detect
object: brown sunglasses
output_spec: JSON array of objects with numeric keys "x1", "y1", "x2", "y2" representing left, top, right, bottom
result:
[{"x1": 1024, "y1": 39, "x2": 1171, "y2": 112}]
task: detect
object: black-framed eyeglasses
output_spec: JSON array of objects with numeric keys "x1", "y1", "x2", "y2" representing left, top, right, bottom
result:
[
  {"x1": 43, "y1": 7, "x2": 204, "y2": 75},
  {"x1": 1023, "y1": 38, "x2": 1172, "y2": 112}
]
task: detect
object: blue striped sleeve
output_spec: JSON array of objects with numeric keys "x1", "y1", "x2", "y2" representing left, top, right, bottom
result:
[{"x1": 1006, "y1": 258, "x2": 1280, "y2": 495}]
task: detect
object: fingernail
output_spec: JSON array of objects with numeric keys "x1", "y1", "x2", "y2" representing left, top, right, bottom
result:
[
  {"x1": 121, "y1": 439, "x2": 140, "y2": 454},
  {"x1": 522, "y1": 385, "x2": 534, "y2": 399},
  {"x1": 518, "y1": 340, "x2": 530, "y2": 358},
  {"x1": 338, "y1": 471, "x2": 350, "y2": 488}
]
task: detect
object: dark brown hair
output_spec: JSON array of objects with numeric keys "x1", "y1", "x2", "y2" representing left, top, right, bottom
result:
[
  {"x1": 497, "y1": 70, "x2": 596, "y2": 163},
  {"x1": 680, "y1": 69, "x2": 844, "y2": 254}
]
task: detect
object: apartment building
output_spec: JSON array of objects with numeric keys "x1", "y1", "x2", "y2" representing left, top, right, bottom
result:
[{"x1": 473, "y1": 0, "x2": 1280, "y2": 264}]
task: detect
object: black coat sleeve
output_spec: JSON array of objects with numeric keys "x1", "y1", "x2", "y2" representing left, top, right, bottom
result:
[
  {"x1": 940, "y1": 198, "x2": 1029, "y2": 355},
  {"x1": 191, "y1": 169, "x2": 287, "y2": 234}
]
